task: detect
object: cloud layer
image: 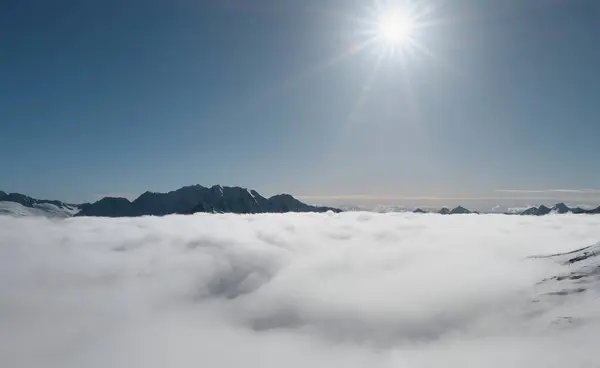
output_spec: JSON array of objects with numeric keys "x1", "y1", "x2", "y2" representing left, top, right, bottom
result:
[{"x1": 1, "y1": 213, "x2": 600, "y2": 367}]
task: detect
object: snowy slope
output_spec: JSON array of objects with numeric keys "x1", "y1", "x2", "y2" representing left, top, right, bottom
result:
[{"x1": 0, "y1": 201, "x2": 79, "y2": 218}]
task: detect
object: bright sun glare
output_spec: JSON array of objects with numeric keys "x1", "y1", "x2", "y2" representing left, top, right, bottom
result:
[
  {"x1": 377, "y1": 13, "x2": 415, "y2": 46},
  {"x1": 364, "y1": 1, "x2": 429, "y2": 58}
]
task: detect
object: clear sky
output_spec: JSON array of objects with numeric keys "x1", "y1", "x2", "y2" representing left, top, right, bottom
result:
[{"x1": 2, "y1": 0, "x2": 600, "y2": 207}]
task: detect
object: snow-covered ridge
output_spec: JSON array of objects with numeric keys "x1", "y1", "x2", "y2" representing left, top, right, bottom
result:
[
  {"x1": 0, "y1": 201, "x2": 79, "y2": 218},
  {"x1": 0, "y1": 192, "x2": 79, "y2": 218},
  {"x1": 531, "y1": 241, "x2": 600, "y2": 307},
  {"x1": 0, "y1": 185, "x2": 340, "y2": 218}
]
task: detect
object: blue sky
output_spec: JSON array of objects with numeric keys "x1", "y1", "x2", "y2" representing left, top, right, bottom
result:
[{"x1": 1, "y1": 0, "x2": 600, "y2": 206}]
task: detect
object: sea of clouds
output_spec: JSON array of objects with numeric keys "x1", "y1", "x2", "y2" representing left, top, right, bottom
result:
[{"x1": 1, "y1": 212, "x2": 600, "y2": 367}]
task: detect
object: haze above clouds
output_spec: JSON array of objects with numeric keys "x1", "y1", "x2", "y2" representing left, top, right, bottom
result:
[
  {"x1": 299, "y1": 190, "x2": 600, "y2": 212},
  {"x1": 2, "y1": 213, "x2": 600, "y2": 367}
]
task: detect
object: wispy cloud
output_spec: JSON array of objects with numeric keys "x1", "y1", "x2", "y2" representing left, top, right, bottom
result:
[
  {"x1": 496, "y1": 189, "x2": 600, "y2": 194},
  {"x1": 495, "y1": 190, "x2": 548, "y2": 194}
]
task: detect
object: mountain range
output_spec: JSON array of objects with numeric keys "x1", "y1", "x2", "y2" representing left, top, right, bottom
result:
[
  {"x1": 516, "y1": 203, "x2": 600, "y2": 216},
  {"x1": 0, "y1": 185, "x2": 340, "y2": 218},
  {"x1": 410, "y1": 203, "x2": 600, "y2": 215},
  {"x1": 2, "y1": 187, "x2": 600, "y2": 218}
]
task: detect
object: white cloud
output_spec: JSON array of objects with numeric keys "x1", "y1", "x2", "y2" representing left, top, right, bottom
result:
[{"x1": 1, "y1": 213, "x2": 599, "y2": 367}]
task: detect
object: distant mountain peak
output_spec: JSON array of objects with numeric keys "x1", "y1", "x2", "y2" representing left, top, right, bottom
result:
[
  {"x1": 520, "y1": 203, "x2": 571, "y2": 216},
  {"x1": 450, "y1": 206, "x2": 471, "y2": 214},
  {"x1": 552, "y1": 203, "x2": 571, "y2": 214}
]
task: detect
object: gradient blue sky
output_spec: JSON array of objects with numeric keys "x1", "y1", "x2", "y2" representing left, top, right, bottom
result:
[{"x1": 2, "y1": 0, "x2": 600, "y2": 206}]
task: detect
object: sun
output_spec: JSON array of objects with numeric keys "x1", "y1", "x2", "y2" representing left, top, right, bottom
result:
[
  {"x1": 376, "y1": 12, "x2": 415, "y2": 46},
  {"x1": 361, "y1": 1, "x2": 431, "y2": 58}
]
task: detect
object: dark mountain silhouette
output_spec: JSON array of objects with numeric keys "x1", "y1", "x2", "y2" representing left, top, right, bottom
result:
[
  {"x1": 450, "y1": 206, "x2": 471, "y2": 214},
  {"x1": 438, "y1": 207, "x2": 450, "y2": 215},
  {"x1": 537, "y1": 205, "x2": 552, "y2": 215},
  {"x1": 552, "y1": 203, "x2": 570, "y2": 214},
  {"x1": 75, "y1": 185, "x2": 341, "y2": 217},
  {"x1": 520, "y1": 205, "x2": 551, "y2": 216},
  {"x1": 77, "y1": 197, "x2": 135, "y2": 217},
  {"x1": 572, "y1": 207, "x2": 589, "y2": 214},
  {"x1": 521, "y1": 207, "x2": 540, "y2": 215}
]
